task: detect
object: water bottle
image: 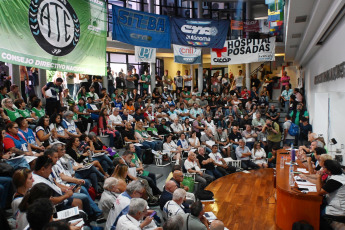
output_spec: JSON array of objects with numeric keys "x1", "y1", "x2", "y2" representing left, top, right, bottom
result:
[
  {"x1": 280, "y1": 156, "x2": 285, "y2": 169},
  {"x1": 87, "y1": 150, "x2": 92, "y2": 162},
  {"x1": 289, "y1": 165, "x2": 294, "y2": 186},
  {"x1": 290, "y1": 143, "x2": 295, "y2": 162}
]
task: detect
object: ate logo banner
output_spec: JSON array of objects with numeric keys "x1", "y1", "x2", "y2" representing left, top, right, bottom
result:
[{"x1": 29, "y1": 0, "x2": 81, "y2": 56}]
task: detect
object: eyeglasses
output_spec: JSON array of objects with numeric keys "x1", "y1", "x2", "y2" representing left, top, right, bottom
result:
[{"x1": 13, "y1": 126, "x2": 19, "y2": 129}]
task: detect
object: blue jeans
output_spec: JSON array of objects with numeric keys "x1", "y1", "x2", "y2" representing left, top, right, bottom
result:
[
  {"x1": 93, "y1": 155, "x2": 113, "y2": 173},
  {"x1": 67, "y1": 84, "x2": 75, "y2": 100},
  {"x1": 205, "y1": 168, "x2": 223, "y2": 179},
  {"x1": 142, "y1": 141, "x2": 156, "y2": 150},
  {"x1": 153, "y1": 140, "x2": 163, "y2": 151},
  {"x1": 284, "y1": 139, "x2": 295, "y2": 147},
  {"x1": 71, "y1": 184, "x2": 102, "y2": 217},
  {"x1": 6, "y1": 157, "x2": 30, "y2": 170},
  {"x1": 0, "y1": 177, "x2": 12, "y2": 209},
  {"x1": 75, "y1": 166, "x2": 104, "y2": 191}
]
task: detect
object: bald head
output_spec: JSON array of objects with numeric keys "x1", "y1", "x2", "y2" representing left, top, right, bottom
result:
[
  {"x1": 117, "y1": 179, "x2": 127, "y2": 193},
  {"x1": 173, "y1": 170, "x2": 184, "y2": 183},
  {"x1": 210, "y1": 220, "x2": 225, "y2": 230},
  {"x1": 165, "y1": 180, "x2": 178, "y2": 193}
]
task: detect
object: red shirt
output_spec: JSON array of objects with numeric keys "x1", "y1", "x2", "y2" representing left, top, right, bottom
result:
[{"x1": 3, "y1": 133, "x2": 27, "y2": 151}]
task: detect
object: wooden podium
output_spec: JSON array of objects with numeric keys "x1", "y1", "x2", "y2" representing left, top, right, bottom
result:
[{"x1": 276, "y1": 150, "x2": 323, "y2": 230}]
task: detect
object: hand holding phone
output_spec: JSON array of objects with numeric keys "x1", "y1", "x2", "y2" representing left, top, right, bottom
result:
[
  {"x1": 149, "y1": 211, "x2": 156, "y2": 217},
  {"x1": 72, "y1": 184, "x2": 81, "y2": 192}
]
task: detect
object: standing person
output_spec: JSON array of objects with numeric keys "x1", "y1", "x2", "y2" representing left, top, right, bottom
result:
[
  {"x1": 283, "y1": 115, "x2": 295, "y2": 146},
  {"x1": 116, "y1": 72, "x2": 126, "y2": 95},
  {"x1": 262, "y1": 118, "x2": 281, "y2": 152},
  {"x1": 202, "y1": 69, "x2": 209, "y2": 92},
  {"x1": 19, "y1": 66, "x2": 29, "y2": 103},
  {"x1": 107, "y1": 67, "x2": 115, "y2": 96},
  {"x1": 65, "y1": 72, "x2": 76, "y2": 99},
  {"x1": 162, "y1": 70, "x2": 173, "y2": 92},
  {"x1": 140, "y1": 70, "x2": 151, "y2": 95},
  {"x1": 125, "y1": 69, "x2": 136, "y2": 94},
  {"x1": 183, "y1": 70, "x2": 193, "y2": 92},
  {"x1": 132, "y1": 68, "x2": 139, "y2": 92},
  {"x1": 280, "y1": 84, "x2": 293, "y2": 112},
  {"x1": 41, "y1": 77, "x2": 63, "y2": 116},
  {"x1": 174, "y1": 70, "x2": 184, "y2": 92},
  {"x1": 280, "y1": 71, "x2": 290, "y2": 91},
  {"x1": 235, "y1": 70, "x2": 244, "y2": 92},
  {"x1": 79, "y1": 74, "x2": 90, "y2": 92}
]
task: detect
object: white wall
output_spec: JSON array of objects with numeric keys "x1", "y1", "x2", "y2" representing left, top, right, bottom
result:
[{"x1": 304, "y1": 17, "x2": 345, "y2": 153}]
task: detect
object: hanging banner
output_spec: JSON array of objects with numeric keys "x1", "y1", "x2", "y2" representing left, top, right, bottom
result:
[
  {"x1": 135, "y1": 46, "x2": 156, "y2": 63},
  {"x1": 0, "y1": 0, "x2": 107, "y2": 76},
  {"x1": 112, "y1": 5, "x2": 171, "y2": 49},
  {"x1": 231, "y1": 20, "x2": 243, "y2": 30},
  {"x1": 211, "y1": 37, "x2": 276, "y2": 65},
  {"x1": 243, "y1": 20, "x2": 260, "y2": 32},
  {"x1": 173, "y1": 45, "x2": 201, "y2": 64},
  {"x1": 171, "y1": 18, "x2": 230, "y2": 49}
]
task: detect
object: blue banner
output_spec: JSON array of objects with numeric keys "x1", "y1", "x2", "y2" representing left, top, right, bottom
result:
[
  {"x1": 171, "y1": 18, "x2": 230, "y2": 49},
  {"x1": 112, "y1": 5, "x2": 171, "y2": 48}
]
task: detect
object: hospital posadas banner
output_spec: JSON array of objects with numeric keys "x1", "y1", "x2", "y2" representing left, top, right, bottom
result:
[
  {"x1": 211, "y1": 37, "x2": 276, "y2": 65},
  {"x1": 173, "y1": 45, "x2": 201, "y2": 64},
  {"x1": 112, "y1": 5, "x2": 171, "y2": 49},
  {"x1": 171, "y1": 18, "x2": 230, "y2": 49},
  {"x1": 0, "y1": 0, "x2": 107, "y2": 75}
]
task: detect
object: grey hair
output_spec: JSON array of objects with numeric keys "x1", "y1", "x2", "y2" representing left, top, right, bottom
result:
[
  {"x1": 127, "y1": 198, "x2": 147, "y2": 216},
  {"x1": 63, "y1": 111, "x2": 74, "y2": 117},
  {"x1": 188, "y1": 151, "x2": 195, "y2": 157},
  {"x1": 309, "y1": 133, "x2": 318, "y2": 139},
  {"x1": 173, "y1": 188, "x2": 186, "y2": 201},
  {"x1": 163, "y1": 215, "x2": 184, "y2": 230},
  {"x1": 88, "y1": 132, "x2": 97, "y2": 139},
  {"x1": 126, "y1": 180, "x2": 144, "y2": 195},
  {"x1": 103, "y1": 177, "x2": 119, "y2": 190},
  {"x1": 50, "y1": 143, "x2": 64, "y2": 152},
  {"x1": 314, "y1": 140, "x2": 324, "y2": 148}
]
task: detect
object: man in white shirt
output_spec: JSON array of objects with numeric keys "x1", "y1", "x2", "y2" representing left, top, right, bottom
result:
[
  {"x1": 109, "y1": 108, "x2": 125, "y2": 131},
  {"x1": 189, "y1": 103, "x2": 203, "y2": 120},
  {"x1": 163, "y1": 188, "x2": 186, "y2": 218},
  {"x1": 235, "y1": 70, "x2": 244, "y2": 92},
  {"x1": 170, "y1": 118, "x2": 184, "y2": 135},
  {"x1": 209, "y1": 145, "x2": 236, "y2": 175},
  {"x1": 183, "y1": 70, "x2": 193, "y2": 91},
  {"x1": 105, "y1": 180, "x2": 146, "y2": 230},
  {"x1": 184, "y1": 151, "x2": 213, "y2": 189},
  {"x1": 116, "y1": 198, "x2": 157, "y2": 230}
]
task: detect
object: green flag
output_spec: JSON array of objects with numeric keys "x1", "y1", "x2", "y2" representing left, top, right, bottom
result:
[{"x1": 0, "y1": 0, "x2": 107, "y2": 76}]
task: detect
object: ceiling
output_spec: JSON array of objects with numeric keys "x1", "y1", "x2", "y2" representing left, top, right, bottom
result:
[{"x1": 284, "y1": 0, "x2": 345, "y2": 66}]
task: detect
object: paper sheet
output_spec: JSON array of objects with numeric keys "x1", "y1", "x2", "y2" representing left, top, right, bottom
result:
[
  {"x1": 297, "y1": 168, "x2": 309, "y2": 173},
  {"x1": 298, "y1": 185, "x2": 317, "y2": 192},
  {"x1": 90, "y1": 104, "x2": 98, "y2": 110},
  {"x1": 204, "y1": 212, "x2": 217, "y2": 221},
  {"x1": 294, "y1": 176, "x2": 316, "y2": 186},
  {"x1": 57, "y1": 207, "x2": 79, "y2": 219}
]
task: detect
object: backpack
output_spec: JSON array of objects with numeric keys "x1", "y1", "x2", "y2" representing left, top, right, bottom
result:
[
  {"x1": 196, "y1": 189, "x2": 214, "y2": 200},
  {"x1": 288, "y1": 121, "x2": 299, "y2": 136},
  {"x1": 142, "y1": 148, "x2": 154, "y2": 164}
]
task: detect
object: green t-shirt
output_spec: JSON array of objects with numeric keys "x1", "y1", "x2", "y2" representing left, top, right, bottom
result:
[
  {"x1": 4, "y1": 108, "x2": 22, "y2": 121},
  {"x1": 32, "y1": 107, "x2": 45, "y2": 118},
  {"x1": 17, "y1": 109, "x2": 31, "y2": 118},
  {"x1": 268, "y1": 152, "x2": 276, "y2": 164},
  {"x1": 147, "y1": 127, "x2": 159, "y2": 136},
  {"x1": 78, "y1": 105, "x2": 89, "y2": 119},
  {"x1": 290, "y1": 110, "x2": 309, "y2": 125},
  {"x1": 141, "y1": 75, "x2": 151, "y2": 89}
]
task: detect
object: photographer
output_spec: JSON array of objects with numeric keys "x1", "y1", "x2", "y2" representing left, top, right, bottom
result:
[{"x1": 262, "y1": 118, "x2": 281, "y2": 152}]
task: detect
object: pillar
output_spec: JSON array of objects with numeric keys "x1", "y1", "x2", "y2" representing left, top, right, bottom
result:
[
  {"x1": 150, "y1": 63, "x2": 156, "y2": 93},
  {"x1": 9, "y1": 64, "x2": 20, "y2": 87},
  {"x1": 246, "y1": 63, "x2": 251, "y2": 89},
  {"x1": 197, "y1": 0, "x2": 203, "y2": 93},
  {"x1": 38, "y1": 69, "x2": 47, "y2": 101},
  {"x1": 148, "y1": 0, "x2": 154, "y2": 13}
]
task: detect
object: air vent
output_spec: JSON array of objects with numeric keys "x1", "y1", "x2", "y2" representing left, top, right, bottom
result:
[
  {"x1": 295, "y1": 15, "x2": 307, "y2": 23},
  {"x1": 290, "y1": 45, "x2": 298, "y2": 48},
  {"x1": 292, "y1": 33, "x2": 302, "y2": 38}
]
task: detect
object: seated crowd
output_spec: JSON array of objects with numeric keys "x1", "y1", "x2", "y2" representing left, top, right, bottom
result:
[{"x1": 0, "y1": 69, "x2": 343, "y2": 230}]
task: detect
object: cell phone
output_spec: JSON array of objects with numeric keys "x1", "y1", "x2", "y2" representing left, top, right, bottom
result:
[
  {"x1": 296, "y1": 179, "x2": 307, "y2": 182},
  {"x1": 204, "y1": 213, "x2": 210, "y2": 217},
  {"x1": 297, "y1": 187, "x2": 308, "y2": 191},
  {"x1": 149, "y1": 211, "x2": 156, "y2": 217},
  {"x1": 72, "y1": 184, "x2": 81, "y2": 192}
]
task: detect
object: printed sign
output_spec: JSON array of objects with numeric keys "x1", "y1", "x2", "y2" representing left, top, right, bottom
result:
[
  {"x1": 135, "y1": 46, "x2": 156, "y2": 63},
  {"x1": 112, "y1": 5, "x2": 171, "y2": 49},
  {"x1": 171, "y1": 18, "x2": 229, "y2": 49},
  {"x1": 211, "y1": 37, "x2": 276, "y2": 65},
  {"x1": 243, "y1": 20, "x2": 260, "y2": 32},
  {"x1": 231, "y1": 20, "x2": 243, "y2": 30},
  {"x1": 173, "y1": 45, "x2": 202, "y2": 64},
  {"x1": 0, "y1": 0, "x2": 107, "y2": 75}
]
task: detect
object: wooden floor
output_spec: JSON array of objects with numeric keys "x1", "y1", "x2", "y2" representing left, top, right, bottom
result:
[{"x1": 204, "y1": 169, "x2": 277, "y2": 230}]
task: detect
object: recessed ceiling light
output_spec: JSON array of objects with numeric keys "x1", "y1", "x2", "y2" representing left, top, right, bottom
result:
[
  {"x1": 292, "y1": 33, "x2": 302, "y2": 38},
  {"x1": 295, "y1": 15, "x2": 307, "y2": 23}
]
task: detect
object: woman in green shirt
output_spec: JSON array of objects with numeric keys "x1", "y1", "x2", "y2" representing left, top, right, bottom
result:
[
  {"x1": 31, "y1": 99, "x2": 45, "y2": 119},
  {"x1": 76, "y1": 98, "x2": 92, "y2": 133},
  {"x1": 1, "y1": 98, "x2": 21, "y2": 122},
  {"x1": 14, "y1": 99, "x2": 36, "y2": 122}
]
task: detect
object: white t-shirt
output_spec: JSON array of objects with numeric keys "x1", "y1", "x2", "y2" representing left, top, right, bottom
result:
[
  {"x1": 171, "y1": 123, "x2": 183, "y2": 133},
  {"x1": 235, "y1": 75, "x2": 244, "y2": 87},
  {"x1": 283, "y1": 121, "x2": 295, "y2": 140},
  {"x1": 163, "y1": 200, "x2": 185, "y2": 218},
  {"x1": 183, "y1": 75, "x2": 192, "y2": 86},
  {"x1": 184, "y1": 159, "x2": 200, "y2": 171},
  {"x1": 209, "y1": 152, "x2": 223, "y2": 165},
  {"x1": 109, "y1": 114, "x2": 123, "y2": 126}
]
